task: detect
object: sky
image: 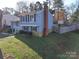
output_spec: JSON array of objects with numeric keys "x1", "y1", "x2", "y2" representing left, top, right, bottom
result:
[{"x1": 0, "y1": 0, "x2": 76, "y2": 9}]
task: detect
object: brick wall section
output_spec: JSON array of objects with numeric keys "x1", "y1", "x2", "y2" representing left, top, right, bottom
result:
[{"x1": 43, "y1": 4, "x2": 48, "y2": 37}]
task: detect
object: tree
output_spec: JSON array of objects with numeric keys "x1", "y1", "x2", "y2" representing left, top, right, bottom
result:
[
  {"x1": 14, "y1": 11, "x2": 20, "y2": 16},
  {"x1": 0, "y1": 10, "x2": 3, "y2": 21},
  {"x1": 53, "y1": 0, "x2": 64, "y2": 23},
  {"x1": 70, "y1": 3, "x2": 76, "y2": 14},
  {"x1": 35, "y1": 1, "x2": 43, "y2": 11},
  {"x1": 46, "y1": 0, "x2": 54, "y2": 9},
  {"x1": 17, "y1": 1, "x2": 28, "y2": 13},
  {"x1": 30, "y1": 2, "x2": 35, "y2": 11},
  {"x1": 9, "y1": 8, "x2": 15, "y2": 15},
  {"x1": 72, "y1": 2, "x2": 79, "y2": 22},
  {"x1": 2, "y1": 7, "x2": 10, "y2": 14},
  {"x1": 0, "y1": 10, "x2": 3, "y2": 31},
  {"x1": 53, "y1": 0, "x2": 63, "y2": 8},
  {"x1": 2, "y1": 7, "x2": 15, "y2": 15}
]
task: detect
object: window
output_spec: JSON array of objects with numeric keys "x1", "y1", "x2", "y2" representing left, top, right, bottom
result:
[
  {"x1": 28, "y1": 15, "x2": 29, "y2": 22},
  {"x1": 23, "y1": 17, "x2": 25, "y2": 22},
  {"x1": 34, "y1": 14, "x2": 36, "y2": 22},
  {"x1": 20, "y1": 16, "x2": 22, "y2": 22},
  {"x1": 23, "y1": 26, "x2": 29, "y2": 31},
  {"x1": 30, "y1": 15, "x2": 32, "y2": 21},
  {"x1": 20, "y1": 16, "x2": 24, "y2": 22},
  {"x1": 15, "y1": 22, "x2": 19, "y2": 26},
  {"x1": 24, "y1": 16, "x2": 26, "y2": 22},
  {"x1": 32, "y1": 27, "x2": 37, "y2": 31},
  {"x1": 26, "y1": 16, "x2": 27, "y2": 22},
  {"x1": 30, "y1": 15, "x2": 34, "y2": 22}
]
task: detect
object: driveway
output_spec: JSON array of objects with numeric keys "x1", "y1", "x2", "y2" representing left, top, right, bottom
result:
[{"x1": 0, "y1": 32, "x2": 13, "y2": 38}]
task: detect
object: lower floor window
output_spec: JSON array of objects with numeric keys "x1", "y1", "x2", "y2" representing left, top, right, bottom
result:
[
  {"x1": 32, "y1": 27, "x2": 37, "y2": 31},
  {"x1": 23, "y1": 26, "x2": 29, "y2": 31},
  {"x1": 22, "y1": 26, "x2": 38, "y2": 32}
]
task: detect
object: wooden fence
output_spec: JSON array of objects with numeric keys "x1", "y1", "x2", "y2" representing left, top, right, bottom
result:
[{"x1": 54, "y1": 23, "x2": 79, "y2": 34}]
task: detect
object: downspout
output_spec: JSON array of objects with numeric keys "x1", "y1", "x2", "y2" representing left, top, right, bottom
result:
[{"x1": 43, "y1": 3, "x2": 48, "y2": 37}]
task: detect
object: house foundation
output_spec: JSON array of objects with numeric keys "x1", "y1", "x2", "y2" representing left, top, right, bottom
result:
[{"x1": 32, "y1": 31, "x2": 43, "y2": 37}]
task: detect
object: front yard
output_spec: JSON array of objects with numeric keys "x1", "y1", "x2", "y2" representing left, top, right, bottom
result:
[{"x1": 0, "y1": 31, "x2": 79, "y2": 59}]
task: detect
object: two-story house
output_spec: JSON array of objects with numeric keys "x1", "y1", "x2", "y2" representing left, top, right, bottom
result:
[{"x1": 11, "y1": 4, "x2": 53, "y2": 37}]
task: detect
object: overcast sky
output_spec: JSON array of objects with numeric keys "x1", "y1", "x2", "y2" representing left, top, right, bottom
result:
[{"x1": 0, "y1": 0, "x2": 76, "y2": 9}]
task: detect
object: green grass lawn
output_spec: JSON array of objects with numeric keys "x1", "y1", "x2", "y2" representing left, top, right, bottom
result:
[{"x1": 0, "y1": 31, "x2": 79, "y2": 59}]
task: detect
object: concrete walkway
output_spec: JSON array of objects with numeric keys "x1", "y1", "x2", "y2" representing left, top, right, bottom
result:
[{"x1": 0, "y1": 32, "x2": 13, "y2": 38}]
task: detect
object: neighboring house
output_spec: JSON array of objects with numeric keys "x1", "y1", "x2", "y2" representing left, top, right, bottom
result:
[
  {"x1": 2, "y1": 14, "x2": 20, "y2": 28},
  {"x1": 54, "y1": 8, "x2": 65, "y2": 24},
  {"x1": 11, "y1": 4, "x2": 53, "y2": 37}
]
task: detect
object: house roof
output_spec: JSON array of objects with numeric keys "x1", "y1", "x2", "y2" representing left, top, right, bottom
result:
[
  {"x1": 18, "y1": 11, "x2": 36, "y2": 16},
  {"x1": 20, "y1": 24, "x2": 38, "y2": 27},
  {"x1": 2, "y1": 14, "x2": 20, "y2": 26}
]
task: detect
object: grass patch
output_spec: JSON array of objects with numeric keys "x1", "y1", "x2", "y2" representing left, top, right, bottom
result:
[{"x1": 0, "y1": 31, "x2": 79, "y2": 59}]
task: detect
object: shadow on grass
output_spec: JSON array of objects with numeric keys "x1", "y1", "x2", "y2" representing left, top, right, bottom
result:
[
  {"x1": 15, "y1": 31, "x2": 79, "y2": 59},
  {"x1": 73, "y1": 30, "x2": 79, "y2": 34},
  {"x1": 14, "y1": 32, "x2": 70, "y2": 59}
]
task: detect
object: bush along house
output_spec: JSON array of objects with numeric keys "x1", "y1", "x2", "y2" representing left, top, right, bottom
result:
[{"x1": 11, "y1": 3, "x2": 53, "y2": 37}]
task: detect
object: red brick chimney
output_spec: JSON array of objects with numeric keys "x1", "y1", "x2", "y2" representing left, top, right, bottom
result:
[{"x1": 43, "y1": 2, "x2": 48, "y2": 37}]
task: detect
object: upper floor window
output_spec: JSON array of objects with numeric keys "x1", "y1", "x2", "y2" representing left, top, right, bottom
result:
[
  {"x1": 20, "y1": 16, "x2": 25, "y2": 22},
  {"x1": 23, "y1": 16, "x2": 25, "y2": 22},
  {"x1": 30, "y1": 15, "x2": 34, "y2": 22},
  {"x1": 28, "y1": 15, "x2": 29, "y2": 22},
  {"x1": 26, "y1": 16, "x2": 27, "y2": 22},
  {"x1": 30, "y1": 15, "x2": 32, "y2": 21},
  {"x1": 20, "y1": 15, "x2": 36, "y2": 23},
  {"x1": 34, "y1": 14, "x2": 36, "y2": 22},
  {"x1": 20, "y1": 16, "x2": 22, "y2": 22},
  {"x1": 20, "y1": 16, "x2": 23, "y2": 22}
]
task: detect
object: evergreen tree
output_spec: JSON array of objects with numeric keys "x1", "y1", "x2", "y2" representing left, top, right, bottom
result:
[{"x1": 53, "y1": 0, "x2": 63, "y2": 8}]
